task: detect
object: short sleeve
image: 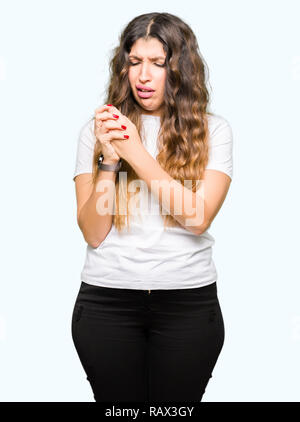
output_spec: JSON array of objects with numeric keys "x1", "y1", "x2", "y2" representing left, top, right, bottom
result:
[
  {"x1": 205, "y1": 115, "x2": 233, "y2": 180},
  {"x1": 73, "y1": 118, "x2": 96, "y2": 181}
]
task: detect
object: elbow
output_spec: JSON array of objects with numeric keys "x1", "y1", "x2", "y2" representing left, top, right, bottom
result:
[
  {"x1": 78, "y1": 219, "x2": 101, "y2": 249},
  {"x1": 195, "y1": 227, "x2": 207, "y2": 236},
  {"x1": 85, "y1": 228, "x2": 112, "y2": 248},
  {"x1": 86, "y1": 237, "x2": 102, "y2": 249},
  {"x1": 88, "y1": 241, "x2": 101, "y2": 249},
  {"x1": 82, "y1": 232, "x2": 102, "y2": 249},
  {"x1": 194, "y1": 219, "x2": 211, "y2": 236},
  {"x1": 85, "y1": 230, "x2": 110, "y2": 248}
]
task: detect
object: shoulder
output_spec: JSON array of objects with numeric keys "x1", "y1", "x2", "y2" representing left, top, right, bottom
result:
[
  {"x1": 205, "y1": 113, "x2": 234, "y2": 179},
  {"x1": 79, "y1": 116, "x2": 96, "y2": 143},
  {"x1": 206, "y1": 113, "x2": 233, "y2": 143}
]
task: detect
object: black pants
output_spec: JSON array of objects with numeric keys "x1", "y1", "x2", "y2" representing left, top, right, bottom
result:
[{"x1": 71, "y1": 281, "x2": 225, "y2": 402}]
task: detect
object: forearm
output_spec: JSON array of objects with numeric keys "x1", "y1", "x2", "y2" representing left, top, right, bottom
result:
[
  {"x1": 127, "y1": 146, "x2": 206, "y2": 235},
  {"x1": 78, "y1": 170, "x2": 117, "y2": 248}
]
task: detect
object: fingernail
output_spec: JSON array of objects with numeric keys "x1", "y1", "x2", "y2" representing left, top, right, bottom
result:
[
  {"x1": 124, "y1": 135, "x2": 129, "y2": 139},
  {"x1": 113, "y1": 114, "x2": 119, "y2": 119},
  {"x1": 107, "y1": 104, "x2": 113, "y2": 106},
  {"x1": 121, "y1": 125, "x2": 127, "y2": 130}
]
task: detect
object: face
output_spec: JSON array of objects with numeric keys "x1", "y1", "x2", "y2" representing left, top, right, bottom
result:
[{"x1": 128, "y1": 37, "x2": 167, "y2": 117}]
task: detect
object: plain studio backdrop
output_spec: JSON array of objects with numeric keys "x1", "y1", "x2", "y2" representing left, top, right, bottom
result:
[{"x1": 0, "y1": 0, "x2": 299, "y2": 402}]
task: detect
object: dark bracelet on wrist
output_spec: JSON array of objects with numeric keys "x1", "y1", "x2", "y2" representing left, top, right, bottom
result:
[{"x1": 98, "y1": 154, "x2": 122, "y2": 172}]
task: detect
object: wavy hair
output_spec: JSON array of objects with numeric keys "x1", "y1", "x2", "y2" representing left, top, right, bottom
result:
[{"x1": 90, "y1": 12, "x2": 213, "y2": 233}]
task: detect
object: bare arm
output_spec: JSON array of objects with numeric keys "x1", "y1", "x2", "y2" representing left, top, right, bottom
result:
[
  {"x1": 127, "y1": 145, "x2": 231, "y2": 235},
  {"x1": 74, "y1": 169, "x2": 117, "y2": 248}
]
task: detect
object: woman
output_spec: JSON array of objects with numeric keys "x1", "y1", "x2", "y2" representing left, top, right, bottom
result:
[{"x1": 71, "y1": 12, "x2": 233, "y2": 402}]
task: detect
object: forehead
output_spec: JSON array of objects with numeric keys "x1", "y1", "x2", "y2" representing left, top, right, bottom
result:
[{"x1": 129, "y1": 37, "x2": 166, "y2": 59}]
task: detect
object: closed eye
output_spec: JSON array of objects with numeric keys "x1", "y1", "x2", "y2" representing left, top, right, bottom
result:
[{"x1": 129, "y1": 62, "x2": 165, "y2": 67}]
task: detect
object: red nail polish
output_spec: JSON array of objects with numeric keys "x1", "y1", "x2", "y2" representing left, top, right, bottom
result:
[
  {"x1": 124, "y1": 135, "x2": 129, "y2": 139},
  {"x1": 121, "y1": 125, "x2": 127, "y2": 130},
  {"x1": 113, "y1": 114, "x2": 119, "y2": 119},
  {"x1": 107, "y1": 104, "x2": 113, "y2": 106}
]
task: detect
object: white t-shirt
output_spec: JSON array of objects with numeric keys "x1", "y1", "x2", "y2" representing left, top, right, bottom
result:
[{"x1": 73, "y1": 113, "x2": 233, "y2": 290}]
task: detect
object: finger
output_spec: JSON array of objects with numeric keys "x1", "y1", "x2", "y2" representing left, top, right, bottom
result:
[
  {"x1": 95, "y1": 110, "x2": 121, "y2": 123},
  {"x1": 95, "y1": 114, "x2": 116, "y2": 132},
  {"x1": 102, "y1": 130, "x2": 129, "y2": 142},
  {"x1": 94, "y1": 104, "x2": 110, "y2": 116},
  {"x1": 95, "y1": 120, "x2": 103, "y2": 130},
  {"x1": 102, "y1": 120, "x2": 127, "y2": 131},
  {"x1": 105, "y1": 104, "x2": 121, "y2": 115}
]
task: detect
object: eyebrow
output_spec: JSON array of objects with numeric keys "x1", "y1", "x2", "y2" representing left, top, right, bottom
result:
[{"x1": 128, "y1": 55, "x2": 166, "y2": 61}]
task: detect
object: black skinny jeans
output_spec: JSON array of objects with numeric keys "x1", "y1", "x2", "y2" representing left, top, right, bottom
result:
[{"x1": 71, "y1": 281, "x2": 225, "y2": 402}]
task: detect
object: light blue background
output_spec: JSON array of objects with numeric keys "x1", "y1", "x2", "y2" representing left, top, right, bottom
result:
[{"x1": 0, "y1": 0, "x2": 299, "y2": 402}]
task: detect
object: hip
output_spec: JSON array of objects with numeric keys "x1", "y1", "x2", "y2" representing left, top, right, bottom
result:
[{"x1": 72, "y1": 280, "x2": 222, "y2": 319}]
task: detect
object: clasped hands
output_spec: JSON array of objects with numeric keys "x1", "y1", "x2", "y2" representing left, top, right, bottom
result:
[{"x1": 94, "y1": 104, "x2": 143, "y2": 164}]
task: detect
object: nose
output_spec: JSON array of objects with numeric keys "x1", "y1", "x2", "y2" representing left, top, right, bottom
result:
[{"x1": 138, "y1": 62, "x2": 152, "y2": 81}]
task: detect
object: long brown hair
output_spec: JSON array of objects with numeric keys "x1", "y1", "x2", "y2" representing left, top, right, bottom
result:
[{"x1": 90, "y1": 12, "x2": 213, "y2": 233}]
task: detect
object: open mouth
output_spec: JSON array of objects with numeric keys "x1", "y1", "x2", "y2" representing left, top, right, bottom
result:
[
  {"x1": 136, "y1": 84, "x2": 155, "y2": 93},
  {"x1": 137, "y1": 88, "x2": 154, "y2": 92}
]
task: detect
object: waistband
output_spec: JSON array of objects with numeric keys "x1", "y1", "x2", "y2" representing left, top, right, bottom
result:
[{"x1": 79, "y1": 280, "x2": 217, "y2": 296}]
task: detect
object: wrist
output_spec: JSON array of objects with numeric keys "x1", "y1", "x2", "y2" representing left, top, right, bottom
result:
[
  {"x1": 102, "y1": 159, "x2": 120, "y2": 165},
  {"x1": 98, "y1": 154, "x2": 122, "y2": 173},
  {"x1": 126, "y1": 143, "x2": 146, "y2": 169}
]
